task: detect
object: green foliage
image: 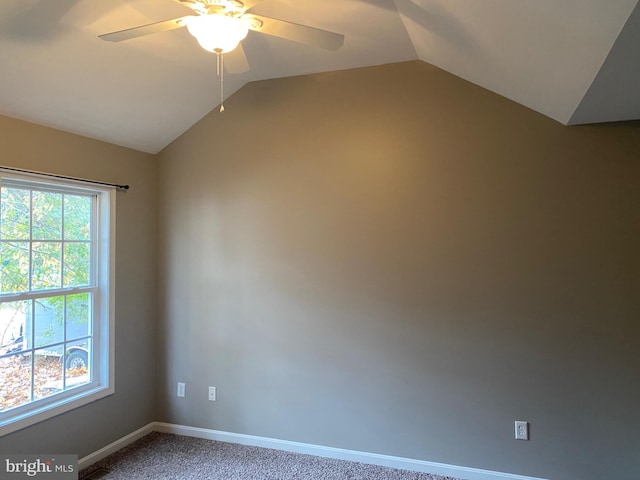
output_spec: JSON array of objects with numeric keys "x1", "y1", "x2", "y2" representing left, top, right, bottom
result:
[
  {"x1": 0, "y1": 187, "x2": 92, "y2": 295},
  {"x1": 0, "y1": 242, "x2": 28, "y2": 292},
  {"x1": 32, "y1": 191, "x2": 62, "y2": 240},
  {"x1": 64, "y1": 243, "x2": 90, "y2": 287},
  {"x1": 64, "y1": 195, "x2": 91, "y2": 240},
  {"x1": 0, "y1": 188, "x2": 30, "y2": 240}
]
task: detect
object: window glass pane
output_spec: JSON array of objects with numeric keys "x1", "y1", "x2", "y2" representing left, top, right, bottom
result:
[
  {"x1": 31, "y1": 242, "x2": 62, "y2": 290},
  {"x1": 65, "y1": 341, "x2": 90, "y2": 389},
  {"x1": 33, "y1": 297, "x2": 64, "y2": 348},
  {"x1": 0, "y1": 242, "x2": 29, "y2": 294},
  {"x1": 63, "y1": 242, "x2": 90, "y2": 287},
  {"x1": 0, "y1": 300, "x2": 28, "y2": 355},
  {"x1": 33, "y1": 345, "x2": 63, "y2": 401},
  {"x1": 64, "y1": 195, "x2": 91, "y2": 241},
  {"x1": 32, "y1": 191, "x2": 62, "y2": 240},
  {"x1": 66, "y1": 293, "x2": 91, "y2": 341},
  {"x1": 0, "y1": 353, "x2": 32, "y2": 411},
  {"x1": 0, "y1": 187, "x2": 30, "y2": 240}
]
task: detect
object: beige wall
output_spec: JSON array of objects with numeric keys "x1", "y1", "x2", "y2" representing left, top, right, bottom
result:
[
  {"x1": 0, "y1": 115, "x2": 157, "y2": 457},
  {"x1": 156, "y1": 61, "x2": 639, "y2": 480}
]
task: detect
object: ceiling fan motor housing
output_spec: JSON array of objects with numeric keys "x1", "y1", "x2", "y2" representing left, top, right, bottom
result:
[{"x1": 177, "y1": 0, "x2": 246, "y2": 15}]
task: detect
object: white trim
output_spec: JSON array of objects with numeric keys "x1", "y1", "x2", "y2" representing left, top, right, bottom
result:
[
  {"x1": 78, "y1": 422, "x2": 155, "y2": 470},
  {"x1": 98, "y1": 185, "x2": 116, "y2": 398},
  {"x1": 82, "y1": 421, "x2": 548, "y2": 480}
]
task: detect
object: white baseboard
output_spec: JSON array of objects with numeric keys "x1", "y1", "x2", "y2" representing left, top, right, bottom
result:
[
  {"x1": 80, "y1": 421, "x2": 548, "y2": 480},
  {"x1": 152, "y1": 422, "x2": 548, "y2": 480},
  {"x1": 78, "y1": 422, "x2": 155, "y2": 470}
]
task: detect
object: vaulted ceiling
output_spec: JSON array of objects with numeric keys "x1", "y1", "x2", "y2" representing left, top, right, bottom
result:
[{"x1": 1, "y1": 0, "x2": 638, "y2": 153}]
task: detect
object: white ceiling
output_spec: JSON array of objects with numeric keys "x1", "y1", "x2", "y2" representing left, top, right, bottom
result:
[{"x1": 0, "y1": 0, "x2": 638, "y2": 153}]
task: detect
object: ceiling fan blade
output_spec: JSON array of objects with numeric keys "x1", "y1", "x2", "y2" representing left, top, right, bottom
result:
[
  {"x1": 240, "y1": 0, "x2": 266, "y2": 12},
  {"x1": 245, "y1": 14, "x2": 344, "y2": 51},
  {"x1": 99, "y1": 16, "x2": 191, "y2": 42},
  {"x1": 224, "y1": 43, "x2": 251, "y2": 74}
]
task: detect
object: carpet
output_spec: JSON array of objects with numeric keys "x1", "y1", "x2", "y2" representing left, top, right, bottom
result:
[{"x1": 80, "y1": 432, "x2": 463, "y2": 480}]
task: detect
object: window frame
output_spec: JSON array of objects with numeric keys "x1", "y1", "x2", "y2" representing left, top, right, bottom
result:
[{"x1": 0, "y1": 171, "x2": 115, "y2": 436}]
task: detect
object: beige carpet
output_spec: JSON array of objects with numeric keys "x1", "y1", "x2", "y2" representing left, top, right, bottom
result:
[{"x1": 80, "y1": 432, "x2": 463, "y2": 480}]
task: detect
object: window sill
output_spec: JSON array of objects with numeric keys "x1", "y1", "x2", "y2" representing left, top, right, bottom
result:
[{"x1": 0, "y1": 383, "x2": 114, "y2": 437}]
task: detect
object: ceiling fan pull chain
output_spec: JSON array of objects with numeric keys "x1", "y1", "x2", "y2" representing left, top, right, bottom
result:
[{"x1": 216, "y1": 52, "x2": 225, "y2": 113}]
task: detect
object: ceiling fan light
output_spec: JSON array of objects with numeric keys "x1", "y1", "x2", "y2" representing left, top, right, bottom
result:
[{"x1": 185, "y1": 14, "x2": 249, "y2": 54}]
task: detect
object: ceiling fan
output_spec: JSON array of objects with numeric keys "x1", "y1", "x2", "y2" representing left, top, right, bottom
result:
[
  {"x1": 100, "y1": 0, "x2": 344, "y2": 55},
  {"x1": 100, "y1": 0, "x2": 344, "y2": 110}
]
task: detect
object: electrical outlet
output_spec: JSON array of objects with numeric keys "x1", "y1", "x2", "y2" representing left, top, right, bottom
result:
[
  {"x1": 515, "y1": 421, "x2": 529, "y2": 440},
  {"x1": 208, "y1": 386, "x2": 216, "y2": 401},
  {"x1": 177, "y1": 382, "x2": 185, "y2": 398}
]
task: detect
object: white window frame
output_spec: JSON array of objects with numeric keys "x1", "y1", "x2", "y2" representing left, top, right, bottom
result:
[{"x1": 0, "y1": 171, "x2": 115, "y2": 436}]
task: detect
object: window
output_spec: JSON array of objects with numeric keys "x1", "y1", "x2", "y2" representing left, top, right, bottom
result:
[{"x1": 0, "y1": 172, "x2": 114, "y2": 435}]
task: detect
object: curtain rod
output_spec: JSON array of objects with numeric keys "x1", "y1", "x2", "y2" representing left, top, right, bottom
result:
[{"x1": 0, "y1": 166, "x2": 129, "y2": 190}]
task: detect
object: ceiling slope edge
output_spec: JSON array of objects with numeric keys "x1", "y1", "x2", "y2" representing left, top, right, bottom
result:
[
  {"x1": 569, "y1": 0, "x2": 640, "y2": 125},
  {"x1": 395, "y1": 0, "x2": 639, "y2": 127}
]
